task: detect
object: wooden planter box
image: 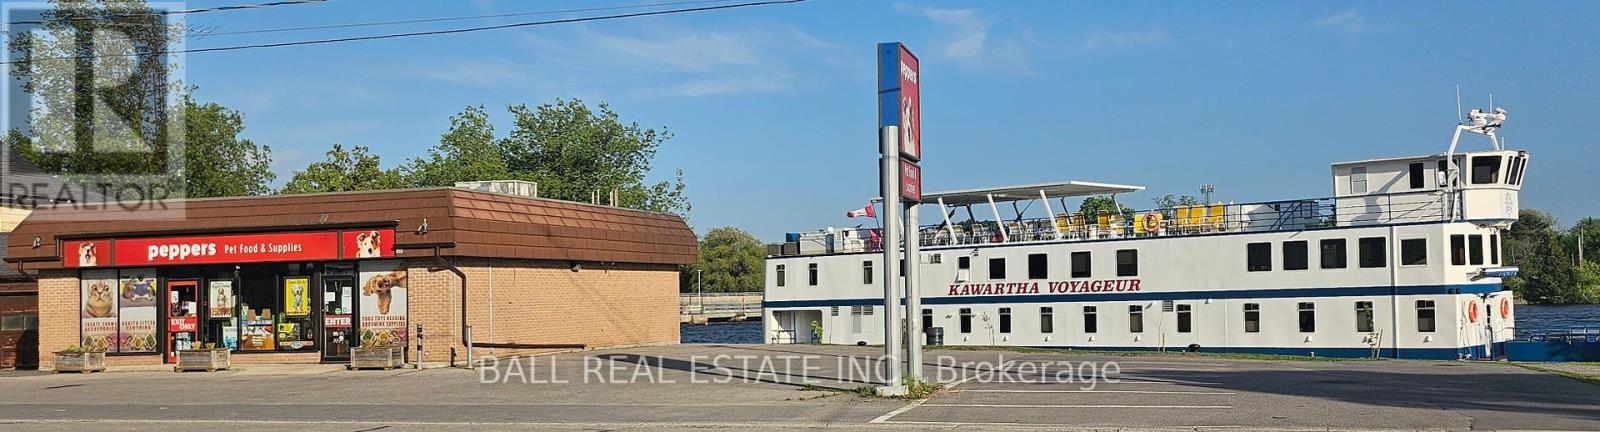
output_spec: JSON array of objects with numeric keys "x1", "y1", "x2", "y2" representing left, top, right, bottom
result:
[
  {"x1": 52, "y1": 351, "x2": 106, "y2": 374},
  {"x1": 175, "y1": 349, "x2": 231, "y2": 372},
  {"x1": 348, "y1": 346, "x2": 404, "y2": 370}
]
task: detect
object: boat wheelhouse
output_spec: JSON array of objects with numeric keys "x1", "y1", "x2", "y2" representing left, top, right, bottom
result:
[{"x1": 763, "y1": 112, "x2": 1527, "y2": 360}]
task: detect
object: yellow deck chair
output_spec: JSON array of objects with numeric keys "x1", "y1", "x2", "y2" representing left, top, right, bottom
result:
[
  {"x1": 1096, "y1": 210, "x2": 1111, "y2": 237},
  {"x1": 1054, "y1": 214, "x2": 1071, "y2": 235},
  {"x1": 1133, "y1": 213, "x2": 1149, "y2": 236},
  {"x1": 1206, "y1": 203, "x2": 1226, "y2": 231},
  {"x1": 1187, "y1": 204, "x2": 1206, "y2": 231},
  {"x1": 1174, "y1": 206, "x2": 1190, "y2": 233},
  {"x1": 1070, "y1": 213, "x2": 1087, "y2": 238}
]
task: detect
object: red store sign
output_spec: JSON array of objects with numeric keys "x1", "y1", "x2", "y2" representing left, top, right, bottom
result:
[
  {"x1": 168, "y1": 316, "x2": 198, "y2": 332},
  {"x1": 63, "y1": 228, "x2": 397, "y2": 268}
]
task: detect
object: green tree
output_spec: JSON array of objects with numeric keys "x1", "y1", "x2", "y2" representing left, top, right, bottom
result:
[
  {"x1": 499, "y1": 99, "x2": 690, "y2": 216},
  {"x1": 180, "y1": 96, "x2": 274, "y2": 197},
  {"x1": 1503, "y1": 209, "x2": 1576, "y2": 303},
  {"x1": 404, "y1": 105, "x2": 509, "y2": 187},
  {"x1": 1079, "y1": 196, "x2": 1132, "y2": 217},
  {"x1": 684, "y1": 227, "x2": 765, "y2": 293},
  {"x1": 280, "y1": 144, "x2": 403, "y2": 194},
  {"x1": 1566, "y1": 217, "x2": 1599, "y2": 265},
  {"x1": 1152, "y1": 194, "x2": 1200, "y2": 210}
]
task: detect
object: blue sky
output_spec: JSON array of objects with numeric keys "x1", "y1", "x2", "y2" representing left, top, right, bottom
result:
[{"x1": 165, "y1": 0, "x2": 1599, "y2": 240}]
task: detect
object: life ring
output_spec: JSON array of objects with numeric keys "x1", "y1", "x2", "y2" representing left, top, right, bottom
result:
[
  {"x1": 1143, "y1": 213, "x2": 1160, "y2": 232},
  {"x1": 1466, "y1": 301, "x2": 1480, "y2": 323},
  {"x1": 1499, "y1": 298, "x2": 1511, "y2": 319}
]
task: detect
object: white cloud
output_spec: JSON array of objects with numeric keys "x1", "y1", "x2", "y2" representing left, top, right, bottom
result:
[
  {"x1": 895, "y1": 4, "x2": 1033, "y2": 74},
  {"x1": 1315, "y1": 10, "x2": 1374, "y2": 34},
  {"x1": 585, "y1": 31, "x2": 762, "y2": 72},
  {"x1": 1083, "y1": 29, "x2": 1169, "y2": 49},
  {"x1": 670, "y1": 73, "x2": 792, "y2": 97},
  {"x1": 919, "y1": 7, "x2": 992, "y2": 61}
]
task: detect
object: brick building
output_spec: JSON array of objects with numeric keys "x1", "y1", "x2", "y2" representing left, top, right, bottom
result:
[{"x1": 4, "y1": 187, "x2": 696, "y2": 369}]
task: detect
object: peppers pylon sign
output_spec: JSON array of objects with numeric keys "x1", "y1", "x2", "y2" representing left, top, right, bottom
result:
[{"x1": 879, "y1": 42, "x2": 921, "y2": 202}]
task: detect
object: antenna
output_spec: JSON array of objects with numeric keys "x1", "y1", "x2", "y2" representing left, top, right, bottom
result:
[{"x1": 1455, "y1": 83, "x2": 1464, "y2": 124}]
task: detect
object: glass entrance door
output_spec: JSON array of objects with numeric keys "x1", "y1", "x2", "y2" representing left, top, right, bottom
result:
[{"x1": 321, "y1": 277, "x2": 356, "y2": 361}]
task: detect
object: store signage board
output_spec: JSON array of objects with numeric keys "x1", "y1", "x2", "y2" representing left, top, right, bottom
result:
[
  {"x1": 878, "y1": 42, "x2": 920, "y2": 162},
  {"x1": 111, "y1": 231, "x2": 340, "y2": 267},
  {"x1": 62, "y1": 228, "x2": 398, "y2": 267},
  {"x1": 64, "y1": 240, "x2": 111, "y2": 267},
  {"x1": 900, "y1": 160, "x2": 922, "y2": 202}
]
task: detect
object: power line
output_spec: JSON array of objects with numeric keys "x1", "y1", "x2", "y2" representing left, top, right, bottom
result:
[
  {"x1": 188, "y1": 0, "x2": 741, "y2": 40},
  {"x1": 7, "y1": 0, "x2": 331, "y2": 25},
  {"x1": 2, "y1": 0, "x2": 805, "y2": 65}
]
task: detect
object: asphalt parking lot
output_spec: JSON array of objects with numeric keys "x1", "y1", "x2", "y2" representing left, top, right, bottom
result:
[{"x1": 1, "y1": 344, "x2": 1597, "y2": 431}]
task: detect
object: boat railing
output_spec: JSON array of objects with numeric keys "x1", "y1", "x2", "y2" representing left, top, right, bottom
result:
[{"x1": 786, "y1": 191, "x2": 1449, "y2": 255}]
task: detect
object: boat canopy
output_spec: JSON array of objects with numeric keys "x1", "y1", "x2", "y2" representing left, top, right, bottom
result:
[{"x1": 873, "y1": 180, "x2": 1144, "y2": 206}]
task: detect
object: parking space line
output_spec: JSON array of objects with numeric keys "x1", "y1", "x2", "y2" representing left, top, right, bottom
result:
[
  {"x1": 920, "y1": 403, "x2": 1234, "y2": 409},
  {"x1": 870, "y1": 359, "x2": 1015, "y2": 424},
  {"x1": 952, "y1": 389, "x2": 1236, "y2": 395}
]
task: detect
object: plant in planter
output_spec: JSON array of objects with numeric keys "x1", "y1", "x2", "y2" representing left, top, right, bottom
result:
[
  {"x1": 175, "y1": 342, "x2": 231, "y2": 372},
  {"x1": 348, "y1": 332, "x2": 404, "y2": 370},
  {"x1": 53, "y1": 345, "x2": 106, "y2": 374}
]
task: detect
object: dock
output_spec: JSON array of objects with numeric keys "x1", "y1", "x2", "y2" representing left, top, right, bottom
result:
[{"x1": 680, "y1": 292, "x2": 761, "y2": 323}]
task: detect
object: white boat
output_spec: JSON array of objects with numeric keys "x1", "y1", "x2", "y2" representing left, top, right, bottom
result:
[{"x1": 763, "y1": 108, "x2": 1526, "y2": 359}]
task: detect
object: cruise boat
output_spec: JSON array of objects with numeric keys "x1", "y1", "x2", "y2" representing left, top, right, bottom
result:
[{"x1": 763, "y1": 109, "x2": 1527, "y2": 359}]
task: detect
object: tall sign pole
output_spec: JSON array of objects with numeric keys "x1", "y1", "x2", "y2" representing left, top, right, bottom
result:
[{"x1": 879, "y1": 42, "x2": 922, "y2": 391}]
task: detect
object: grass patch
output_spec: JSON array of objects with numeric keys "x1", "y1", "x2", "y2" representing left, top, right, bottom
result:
[
  {"x1": 928, "y1": 345, "x2": 1375, "y2": 362},
  {"x1": 851, "y1": 377, "x2": 944, "y2": 400},
  {"x1": 1513, "y1": 363, "x2": 1600, "y2": 386}
]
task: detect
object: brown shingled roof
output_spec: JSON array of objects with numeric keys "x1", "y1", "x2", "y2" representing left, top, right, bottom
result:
[{"x1": 5, "y1": 188, "x2": 696, "y2": 270}]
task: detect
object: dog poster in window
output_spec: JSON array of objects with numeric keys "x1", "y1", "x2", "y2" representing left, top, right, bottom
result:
[
  {"x1": 208, "y1": 280, "x2": 234, "y2": 317},
  {"x1": 283, "y1": 277, "x2": 311, "y2": 316},
  {"x1": 80, "y1": 269, "x2": 119, "y2": 352},
  {"x1": 117, "y1": 269, "x2": 159, "y2": 353},
  {"x1": 358, "y1": 260, "x2": 407, "y2": 348}
]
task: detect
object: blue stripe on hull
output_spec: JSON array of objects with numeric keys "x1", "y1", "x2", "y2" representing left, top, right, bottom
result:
[{"x1": 763, "y1": 283, "x2": 1502, "y2": 309}]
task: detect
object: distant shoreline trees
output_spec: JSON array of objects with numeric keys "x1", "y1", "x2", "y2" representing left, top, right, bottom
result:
[{"x1": 1505, "y1": 210, "x2": 1600, "y2": 304}]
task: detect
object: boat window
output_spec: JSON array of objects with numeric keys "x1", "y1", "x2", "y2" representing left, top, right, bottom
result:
[
  {"x1": 957, "y1": 256, "x2": 971, "y2": 282},
  {"x1": 988, "y1": 257, "x2": 1007, "y2": 280},
  {"x1": 776, "y1": 265, "x2": 786, "y2": 287},
  {"x1": 1083, "y1": 306, "x2": 1098, "y2": 333},
  {"x1": 959, "y1": 308, "x2": 973, "y2": 334},
  {"x1": 1116, "y1": 249, "x2": 1139, "y2": 277},
  {"x1": 1409, "y1": 162, "x2": 1425, "y2": 189},
  {"x1": 1515, "y1": 157, "x2": 1529, "y2": 185},
  {"x1": 1283, "y1": 241, "x2": 1309, "y2": 271},
  {"x1": 830, "y1": 306, "x2": 838, "y2": 317},
  {"x1": 1358, "y1": 237, "x2": 1386, "y2": 268},
  {"x1": 1349, "y1": 166, "x2": 1368, "y2": 194},
  {"x1": 1243, "y1": 303, "x2": 1260, "y2": 333},
  {"x1": 1247, "y1": 242, "x2": 1272, "y2": 272},
  {"x1": 1320, "y1": 239, "x2": 1348, "y2": 269},
  {"x1": 808, "y1": 263, "x2": 819, "y2": 286},
  {"x1": 1040, "y1": 307, "x2": 1055, "y2": 333},
  {"x1": 1416, "y1": 300, "x2": 1436, "y2": 332},
  {"x1": 1298, "y1": 302, "x2": 1316, "y2": 333},
  {"x1": 1355, "y1": 301, "x2": 1375, "y2": 333},
  {"x1": 862, "y1": 260, "x2": 874, "y2": 285},
  {"x1": 1451, "y1": 235, "x2": 1467, "y2": 265},
  {"x1": 1437, "y1": 160, "x2": 1449, "y2": 186},
  {"x1": 1128, "y1": 305, "x2": 1144, "y2": 333},
  {"x1": 1071, "y1": 251, "x2": 1091, "y2": 278},
  {"x1": 1469, "y1": 234, "x2": 1485, "y2": 265},
  {"x1": 1400, "y1": 238, "x2": 1428, "y2": 266},
  {"x1": 999, "y1": 307, "x2": 1012, "y2": 334},
  {"x1": 1507, "y1": 156, "x2": 1523, "y2": 185},
  {"x1": 1485, "y1": 235, "x2": 1503, "y2": 267},
  {"x1": 1176, "y1": 304, "x2": 1192, "y2": 333},
  {"x1": 922, "y1": 308, "x2": 933, "y2": 332},
  {"x1": 1470, "y1": 156, "x2": 1502, "y2": 184},
  {"x1": 1028, "y1": 253, "x2": 1049, "y2": 280}
]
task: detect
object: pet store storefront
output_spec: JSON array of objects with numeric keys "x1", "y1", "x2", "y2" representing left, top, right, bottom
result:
[{"x1": 66, "y1": 228, "x2": 408, "y2": 364}]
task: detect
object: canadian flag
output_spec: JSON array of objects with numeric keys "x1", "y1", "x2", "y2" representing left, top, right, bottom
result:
[{"x1": 846, "y1": 204, "x2": 876, "y2": 218}]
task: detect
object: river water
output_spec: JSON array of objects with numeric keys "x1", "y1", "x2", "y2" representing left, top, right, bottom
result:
[{"x1": 681, "y1": 304, "x2": 1600, "y2": 343}]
